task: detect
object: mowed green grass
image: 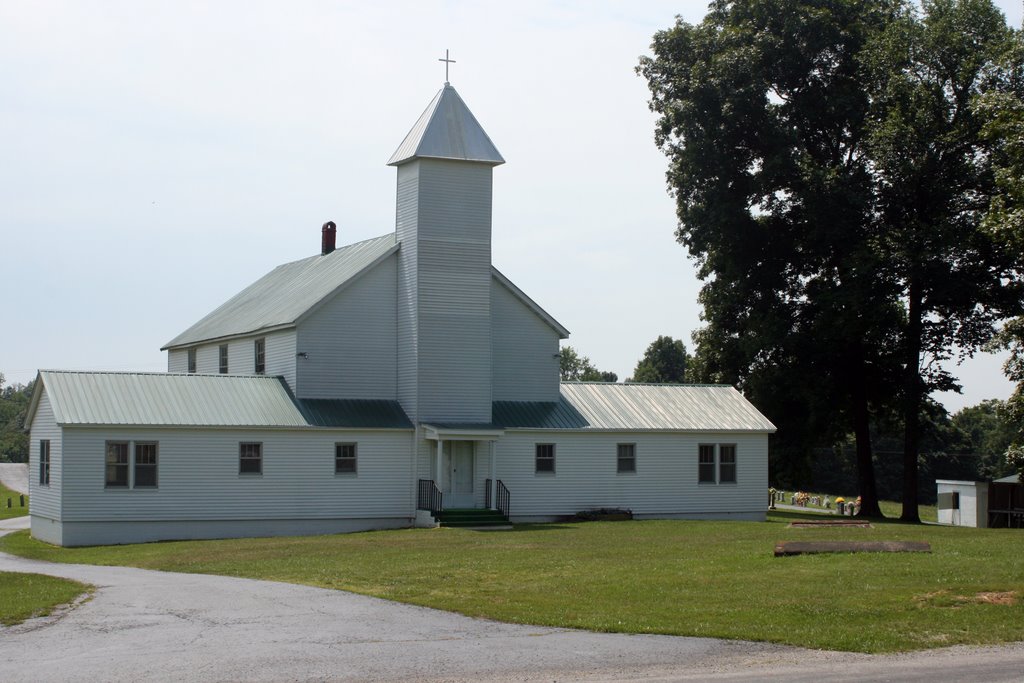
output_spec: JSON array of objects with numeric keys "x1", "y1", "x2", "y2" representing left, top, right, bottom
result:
[
  {"x1": 0, "y1": 571, "x2": 90, "y2": 626},
  {"x1": 3, "y1": 512, "x2": 1022, "y2": 652},
  {"x1": 0, "y1": 480, "x2": 28, "y2": 520}
]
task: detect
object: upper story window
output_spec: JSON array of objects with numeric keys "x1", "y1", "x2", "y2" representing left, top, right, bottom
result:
[
  {"x1": 239, "y1": 442, "x2": 263, "y2": 475},
  {"x1": 219, "y1": 344, "x2": 229, "y2": 374},
  {"x1": 254, "y1": 338, "x2": 266, "y2": 374},
  {"x1": 39, "y1": 440, "x2": 50, "y2": 486},
  {"x1": 187, "y1": 348, "x2": 197, "y2": 374},
  {"x1": 335, "y1": 443, "x2": 357, "y2": 475},
  {"x1": 617, "y1": 443, "x2": 636, "y2": 474},
  {"x1": 535, "y1": 443, "x2": 555, "y2": 474}
]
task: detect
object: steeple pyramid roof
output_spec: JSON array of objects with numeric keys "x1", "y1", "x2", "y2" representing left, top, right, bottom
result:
[{"x1": 388, "y1": 84, "x2": 505, "y2": 166}]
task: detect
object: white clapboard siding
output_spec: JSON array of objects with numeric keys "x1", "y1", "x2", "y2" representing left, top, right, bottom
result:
[
  {"x1": 265, "y1": 331, "x2": 296, "y2": 388},
  {"x1": 396, "y1": 158, "x2": 494, "y2": 424},
  {"x1": 196, "y1": 344, "x2": 220, "y2": 374},
  {"x1": 167, "y1": 349, "x2": 188, "y2": 373},
  {"x1": 492, "y1": 280, "x2": 560, "y2": 402},
  {"x1": 396, "y1": 162, "x2": 420, "y2": 421},
  {"x1": 295, "y1": 254, "x2": 398, "y2": 399},
  {"x1": 27, "y1": 390, "x2": 62, "y2": 520},
  {"x1": 59, "y1": 427, "x2": 414, "y2": 521},
  {"x1": 493, "y1": 431, "x2": 769, "y2": 518}
]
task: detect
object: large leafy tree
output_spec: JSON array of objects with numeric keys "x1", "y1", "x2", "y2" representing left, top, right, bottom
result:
[
  {"x1": 631, "y1": 336, "x2": 688, "y2": 383},
  {"x1": 559, "y1": 346, "x2": 618, "y2": 382},
  {"x1": 864, "y1": 0, "x2": 1024, "y2": 520},
  {"x1": 0, "y1": 373, "x2": 34, "y2": 463},
  {"x1": 639, "y1": 0, "x2": 903, "y2": 516}
]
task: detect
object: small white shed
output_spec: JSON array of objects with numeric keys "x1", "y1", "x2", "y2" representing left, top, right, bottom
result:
[{"x1": 936, "y1": 479, "x2": 989, "y2": 528}]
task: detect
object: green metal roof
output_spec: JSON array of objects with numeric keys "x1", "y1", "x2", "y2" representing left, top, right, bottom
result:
[
  {"x1": 163, "y1": 234, "x2": 399, "y2": 349},
  {"x1": 33, "y1": 371, "x2": 411, "y2": 429},
  {"x1": 297, "y1": 399, "x2": 412, "y2": 429},
  {"x1": 495, "y1": 383, "x2": 776, "y2": 432}
]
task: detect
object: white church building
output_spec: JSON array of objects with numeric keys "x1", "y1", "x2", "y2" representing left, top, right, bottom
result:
[{"x1": 26, "y1": 82, "x2": 775, "y2": 546}]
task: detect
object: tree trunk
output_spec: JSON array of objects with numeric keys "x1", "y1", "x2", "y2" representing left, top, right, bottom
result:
[
  {"x1": 851, "y1": 352, "x2": 883, "y2": 517},
  {"x1": 901, "y1": 280, "x2": 923, "y2": 523}
]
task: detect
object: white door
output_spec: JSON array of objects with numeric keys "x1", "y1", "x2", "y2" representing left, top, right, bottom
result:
[{"x1": 445, "y1": 442, "x2": 475, "y2": 508}]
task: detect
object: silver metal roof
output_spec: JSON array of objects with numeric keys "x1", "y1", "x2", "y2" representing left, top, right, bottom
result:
[
  {"x1": 495, "y1": 383, "x2": 776, "y2": 432},
  {"x1": 163, "y1": 234, "x2": 398, "y2": 349},
  {"x1": 38, "y1": 371, "x2": 309, "y2": 427},
  {"x1": 33, "y1": 371, "x2": 413, "y2": 429},
  {"x1": 388, "y1": 84, "x2": 505, "y2": 167}
]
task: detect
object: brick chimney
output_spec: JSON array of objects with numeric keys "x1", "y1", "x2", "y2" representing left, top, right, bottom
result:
[{"x1": 321, "y1": 221, "x2": 336, "y2": 255}]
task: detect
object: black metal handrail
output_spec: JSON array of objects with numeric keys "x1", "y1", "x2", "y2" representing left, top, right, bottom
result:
[
  {"x1": 485, "y1": 478, "x2": 492, "y2": 509},
  {"x1": 496, "y1": 479, "x2": 510, "y2": 519},
  {"x1": 417, "y1": 479, "x2": 442, "y2": 516}
]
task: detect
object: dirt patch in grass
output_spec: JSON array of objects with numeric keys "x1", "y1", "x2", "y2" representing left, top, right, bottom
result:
[{"x1": 916, "y1": 590, "x2": 1019, "y2": 608}]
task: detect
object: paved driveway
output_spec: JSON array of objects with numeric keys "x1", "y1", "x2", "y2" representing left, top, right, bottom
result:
[
  {"x1": 1, "y1": 519, "x2": 1022, "y2": 682},
  {"x1": 0, "y1": 463, "x2": 28, "y2": 494}
]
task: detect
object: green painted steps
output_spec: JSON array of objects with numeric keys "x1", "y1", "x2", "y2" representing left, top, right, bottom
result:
[{"x1": 437, "y1": 508, "x2": 510, "y2": 528}]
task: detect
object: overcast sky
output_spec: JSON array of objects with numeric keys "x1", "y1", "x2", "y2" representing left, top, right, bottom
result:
[{"x1": 2, "y1": 1, "x2": 1021, "y2": 413}]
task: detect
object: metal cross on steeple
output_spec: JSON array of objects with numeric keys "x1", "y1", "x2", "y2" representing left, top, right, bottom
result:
[{"x1": 438, "y1": 49, "x2": 456, "y2": 84}]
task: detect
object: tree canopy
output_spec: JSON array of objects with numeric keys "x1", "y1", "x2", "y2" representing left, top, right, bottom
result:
[
  {"x1": 0, "y1": 373, "x2": 33, "y2": 463},
  {"x1": 639, "y1": 0, "x2": 1024, "y2": 519},
  {"x1": 631, "y1": 336, "x2": 688, "y2": 383},
  {"x1": 559, "y1": 346, "x2": 618, "y2": 382}
]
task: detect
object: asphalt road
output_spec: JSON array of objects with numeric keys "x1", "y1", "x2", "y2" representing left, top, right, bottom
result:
[
  {"x1": 1, "y1": 518, "x2": 1022, "y2": 682},
  {"x1": 0, "y1": 462, "x2": 28, "y2": 494}
]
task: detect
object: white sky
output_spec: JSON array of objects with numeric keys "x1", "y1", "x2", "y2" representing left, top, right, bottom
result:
[{"x1": 1, "y1": 1, "x2": 1020, "y2": 414}]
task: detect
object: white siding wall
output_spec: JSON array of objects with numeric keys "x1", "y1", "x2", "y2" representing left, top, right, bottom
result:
[
  {"x1": 396, "y1": 158, "x2": 494, "y2": 423},
  {"x1": 413, "y1": 431, "x2": 768, "y2": 519},
  {"x1": 28, "y1": 390, "x2": 61, "y2": 521},
  {"x1": 196, "y1": 344, "x2": 220, "y2": 374},
  {"x1": 59, "y1": 427, "x2": 414, "y2": 522},
  {"x1": 396, "y1": 162, "x2": 420, "y2": 420},
  {"x1": 493, "y1": 431, "x2": 768, "y2": 518},
  {"x1": 265, "y1": 331, "x2": 296, "y2": 389},
  {"x1": 167, "y1": 349, "x2": 188, "y2": 373},
  {"x1": 492, "y1": 281, "x2": 560, "y2": 402},
  {"x1": 295, "y1": 255, "x2": 398, "y2": 399},
  {"x1": 168, "y1": 331, "x2": 296, "y2": 388}
]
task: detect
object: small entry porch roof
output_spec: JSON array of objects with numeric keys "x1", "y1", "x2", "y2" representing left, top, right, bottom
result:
[{"x1": 422, "y1": 423, "x2": 505, "y2": 442}]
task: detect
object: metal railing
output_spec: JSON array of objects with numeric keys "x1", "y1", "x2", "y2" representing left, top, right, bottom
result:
[
  {"x1": 417, "y1": 479, "x2": 442, "y2": 516},
  {"x1": 483, "y1": 479, "x2": 507, "y2": 520},
  {"x1": 496, "y1": 479, "x2": 510, "y2": 520}
]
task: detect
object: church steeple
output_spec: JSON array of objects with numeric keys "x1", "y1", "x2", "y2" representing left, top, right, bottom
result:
[
  {"x1": 391, "y1": 82, "x2": 501, "y2": 424},
  {"x1": 387, "y1": 84, "x2": 504, "y2": 167}
]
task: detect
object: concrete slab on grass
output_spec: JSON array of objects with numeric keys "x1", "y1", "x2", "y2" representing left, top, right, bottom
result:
[{"x1": 775, "y1": 540, "x2": 931, "y2": 556}]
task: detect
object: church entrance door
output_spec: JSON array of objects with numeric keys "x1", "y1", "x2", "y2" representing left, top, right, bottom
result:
[{"x1": 444, "y1": 442, "x2": 475, "y2": 508}]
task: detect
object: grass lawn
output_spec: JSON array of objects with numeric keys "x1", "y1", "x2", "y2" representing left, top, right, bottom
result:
[
  {"x1": 0, "y1": 571, "x2": 90, "y2": 626},
  {"x1": 0, "y1": 481, "x2": 28, "y2": 520},
  {"x1": 3, "y1": 513, "x2": 1022, "y2": 652}
]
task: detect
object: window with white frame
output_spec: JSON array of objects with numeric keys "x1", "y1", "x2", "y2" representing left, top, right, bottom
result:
[
  {"x1": 39, "y1": 440, "x2": 50, "y2": 486},
  {"x1": 219, "y1": 344, "x2": 229, "y2": 374},
  {"x1": 335, "y1": 443, "x2": 357, "y2": 474},
  {"x1": 254, "y1": 338, "x2": 266, "y2": 374},
  {"x1": 535, "y1": 443, "x2": 555, "y2": 473},
  {"x1": 187, "y1": 348, "x2": 197, "y2": 374},
  {"x1": 617, "y1": 443, "x2": 636, "y2": 473},
  {"x1": 239, "y1": 442, "x2": 262, "y2": 474},
  {"x1": 698, "y1": 444, "x2": 737, "y2": 484}
]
